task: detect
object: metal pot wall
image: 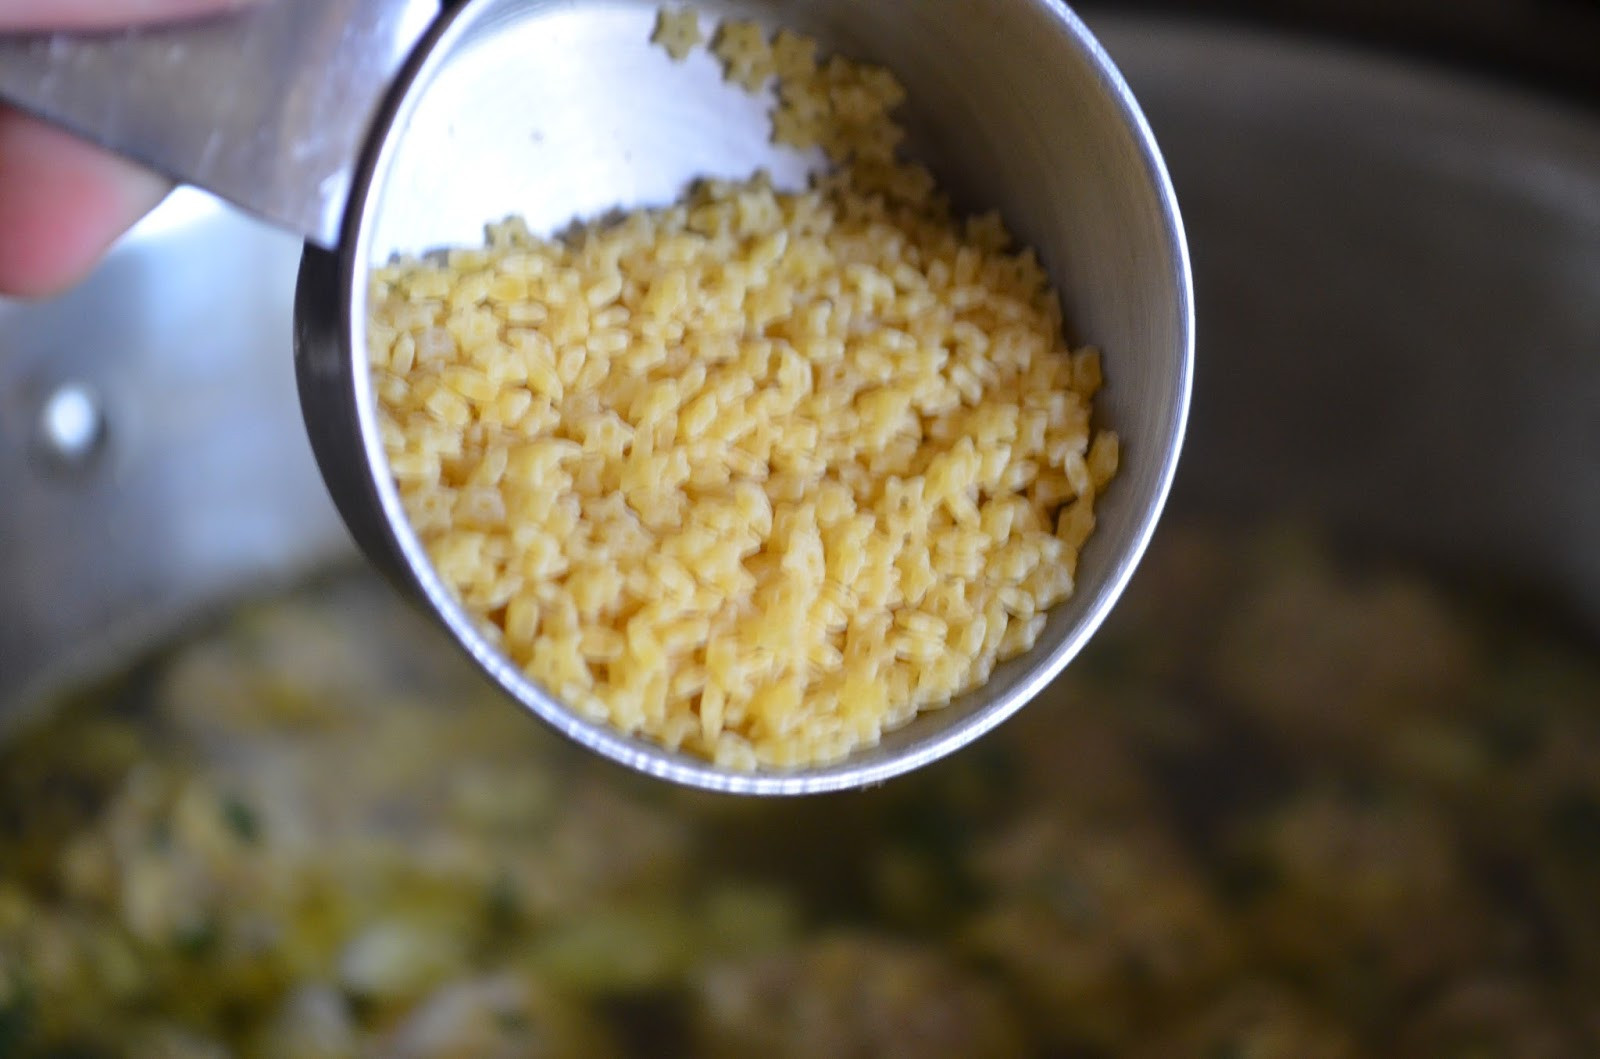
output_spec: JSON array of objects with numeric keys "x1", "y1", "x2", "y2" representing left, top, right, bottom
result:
[{"x1": 1115, "y1": 19, "x2": 1600, "y2": 631}]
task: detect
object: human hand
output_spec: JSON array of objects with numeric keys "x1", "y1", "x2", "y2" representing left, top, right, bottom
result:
[{"x1": 0, "y1": 1, "x2": 257, "y2": 298}]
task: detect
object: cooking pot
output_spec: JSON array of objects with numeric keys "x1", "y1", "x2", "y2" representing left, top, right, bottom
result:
[{"x1": 1, "y1": 15, "x2": 1598, "y2": 1051}]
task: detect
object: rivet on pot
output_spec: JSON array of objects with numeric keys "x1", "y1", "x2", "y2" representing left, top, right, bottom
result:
[{"x1": 34, "y1": 382, "x2": 106, "y2": 473}]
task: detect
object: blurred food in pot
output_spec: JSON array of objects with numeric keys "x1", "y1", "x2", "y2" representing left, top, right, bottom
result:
[{"x1": 2, "y1": 519, "x2": 1597, "y2": 1056}]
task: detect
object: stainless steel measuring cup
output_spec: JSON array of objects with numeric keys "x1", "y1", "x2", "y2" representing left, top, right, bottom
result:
[{"x1": 0, "y1": 0, "x2": 1193, "y2": 793}]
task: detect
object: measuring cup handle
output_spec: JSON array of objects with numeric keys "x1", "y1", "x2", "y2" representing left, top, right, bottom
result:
[{"x1": 0, "y1": 0, "x2": 438, "y2": 249}]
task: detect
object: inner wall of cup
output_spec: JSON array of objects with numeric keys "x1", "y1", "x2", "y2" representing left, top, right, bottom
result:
[{"x1": 361, "y1": 0, "x2": 1186, "y2": 775}]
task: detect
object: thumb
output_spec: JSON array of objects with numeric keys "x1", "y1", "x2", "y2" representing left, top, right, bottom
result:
[
  {"x1": 0, "y1": 0, "x2": 259, "y2": 32},
  {"x1": 0, "y1": 107, "x2": 170, "y2": 298}
]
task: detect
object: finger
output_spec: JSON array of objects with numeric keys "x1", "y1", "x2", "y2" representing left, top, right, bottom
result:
[
  {"x1": 0, "y1": 0, "x2": 258, "y2": 31},
  {"x1": 0, "y1": 107, "x2": 170, "y2": 299}
]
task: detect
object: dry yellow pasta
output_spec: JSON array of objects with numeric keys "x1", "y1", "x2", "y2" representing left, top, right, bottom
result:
[
  {"x1": 650, "y1": 6, "x2": 703, "y2": 62},
  {"x1": 711, "y1": 18, "x2": 776, "y2": 92},
  {"x1": 368, "y1": 15, "x2": 1117, "y2": 770}
]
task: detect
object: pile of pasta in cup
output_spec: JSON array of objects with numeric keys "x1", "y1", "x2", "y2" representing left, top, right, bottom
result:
[{"x1": 366, "y1": 8, "x2": 1119, "y2": 770}]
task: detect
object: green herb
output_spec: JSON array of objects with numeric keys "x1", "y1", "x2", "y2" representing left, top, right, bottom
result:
[
  {"x1": 1549, "y1": 791, "x2": 1600, "y2": 866},
  {"x1": 173, "y1": 918, "x2": 219, "y2": 958},
  {"x1": 0, "y1": 980, "x2": 34, "y2": 1058},
  {"x1": 485, "y1": 875, "x2": 521, "y2": 930},
  {"x1": 220, "y1": 795, "x2": 261, "y2": 844}
]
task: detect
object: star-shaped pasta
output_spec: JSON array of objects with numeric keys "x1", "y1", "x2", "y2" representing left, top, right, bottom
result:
[
  {"x1": 712, "y1": 19, "x2": 776, "y2": 93},
  {"x1": 772, "y1": 28, "x2": 819, "y2": 80},
  {"x1": 651, "y1": 6, "x2": 703, "y2": 61}
]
